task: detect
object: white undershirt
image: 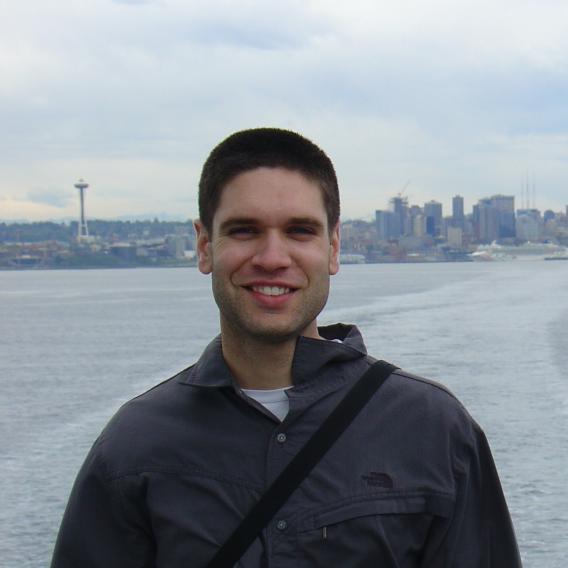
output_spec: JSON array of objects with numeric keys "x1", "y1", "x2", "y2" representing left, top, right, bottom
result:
[
  {"x1": 241, "y1": 387, "x2": 292, "y2": 421},
  {"x1": 241, "y1": 338, "x2": 344, "y2": 421}
]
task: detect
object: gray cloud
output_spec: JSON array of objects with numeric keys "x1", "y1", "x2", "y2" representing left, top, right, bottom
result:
[
  {"x1": 26, "y1": 188, "x2": 74, "y2": 208},
  {"x1": 1, "y1": 0, "x2": 567, "y2": 219},
  {"x1": 112, "y1": 0, "x2": 156, "y2": 5}
]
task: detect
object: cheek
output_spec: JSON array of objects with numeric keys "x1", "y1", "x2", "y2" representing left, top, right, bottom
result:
[
  {"x1": 211, "y1": 246, "x2": 250, "y2": 275},
  {"x1": 297, "y1": 247, "x2": 335, "y2": 274}
]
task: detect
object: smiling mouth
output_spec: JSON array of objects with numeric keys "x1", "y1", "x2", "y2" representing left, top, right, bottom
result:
[{"x1": 250, "y1": 285, "x2": 293, "y2": 296}]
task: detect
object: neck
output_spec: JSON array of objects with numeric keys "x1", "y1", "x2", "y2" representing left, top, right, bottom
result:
[{"x1": 220, "y1": 325, "x2": 321, "y2": 389}]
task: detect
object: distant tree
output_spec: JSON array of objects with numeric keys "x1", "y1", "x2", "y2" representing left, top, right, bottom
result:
[{"x1": 0, "y1": 222, "x2": 73, "y2": 243}]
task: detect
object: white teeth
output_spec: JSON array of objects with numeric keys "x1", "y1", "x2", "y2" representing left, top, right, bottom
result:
[{"x1": 252, "y1": 286, "x2": 291, "y2": 296}]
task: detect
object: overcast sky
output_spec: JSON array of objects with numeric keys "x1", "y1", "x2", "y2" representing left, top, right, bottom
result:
[{"x1": 1, "y1": 0, "x2": 567, "y2": 222}]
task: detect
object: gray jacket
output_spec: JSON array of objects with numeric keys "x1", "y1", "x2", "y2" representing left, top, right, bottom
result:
[{"x1": 51, "y1": 324, "x2": 522, "y2": 567}]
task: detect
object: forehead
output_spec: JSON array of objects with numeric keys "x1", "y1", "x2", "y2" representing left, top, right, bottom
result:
[{"x1": 214, "y1": 167, "x2": 327, "y2": 225}]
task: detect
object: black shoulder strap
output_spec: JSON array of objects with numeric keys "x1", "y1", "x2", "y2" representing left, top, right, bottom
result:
[{"x1": 207, "y1": 360, "x2": 398, "y2": 568}]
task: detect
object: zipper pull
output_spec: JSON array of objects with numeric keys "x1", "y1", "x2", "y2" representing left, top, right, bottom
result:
[{"x1": 322, "y1": 526, "x2": 327, "y2": 540}]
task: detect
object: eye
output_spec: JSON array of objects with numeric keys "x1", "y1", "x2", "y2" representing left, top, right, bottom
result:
[{"x1": 288, "y1": 226, "x2": 316, "y2": 237}]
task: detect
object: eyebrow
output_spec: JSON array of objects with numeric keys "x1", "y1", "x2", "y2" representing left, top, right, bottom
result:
[
  {"x1": 287, "y1": 217, "x2": 326, "y2": 231},
  {"x1": 218, "y1": 218, "x2": 258, "y2": 233}
]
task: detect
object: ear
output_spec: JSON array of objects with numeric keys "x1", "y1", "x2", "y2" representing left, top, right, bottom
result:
[
  {"x1": 194, "y1": 219, "x2": 213, "y2": 274},
  {"x1": 329, "y1": 221, "x2": 340, "y2": 275}
]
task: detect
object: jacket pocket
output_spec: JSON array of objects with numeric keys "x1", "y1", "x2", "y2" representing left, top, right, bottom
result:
[{"x1": 296, "y1": 492, "x2": 453, "y2": 568}]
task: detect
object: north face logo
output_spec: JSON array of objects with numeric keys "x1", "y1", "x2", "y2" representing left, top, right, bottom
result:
[{"x1": 361, "y1": 471, "x2": 394, "y2": 488}]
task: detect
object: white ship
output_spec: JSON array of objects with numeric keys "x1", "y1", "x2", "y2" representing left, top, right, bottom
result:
[
  {"x1": 544, "y1": 250, "x2": 568, "y2": 261},
  {"x1": 471, "y1": 242, "x2": 567, "y2": 261},
  {"x1": 339, "y1": 253, "x2": 366, "y2": 264}
]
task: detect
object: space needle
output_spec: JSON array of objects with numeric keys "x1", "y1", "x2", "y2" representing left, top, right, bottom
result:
[{"x1": 74, "y1": 178, "x2": 89, "y2": 241}]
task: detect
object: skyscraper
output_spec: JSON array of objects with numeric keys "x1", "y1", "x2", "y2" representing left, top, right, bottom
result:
[
  {"x1": 389, "y1": 196, "x2": 408, "y2": 238},
  {"x1": 375, "y1": 210, "x2": 395, "y2": 241},
  {"x1": 424, "y1": 200, "x2": 443, "y2": 237},
  {"x1": 516, "y1": 209, "x2": 541, "y2": 242},
  {"x1": 452, "y1": 195, "x2": 465, "y2": 228},
  {"x1": 491, "y1": 195, "x2": 515, "y2": 238},
  {"x1": 473, "y1": 198, "x2": 498, "y2": 242}
]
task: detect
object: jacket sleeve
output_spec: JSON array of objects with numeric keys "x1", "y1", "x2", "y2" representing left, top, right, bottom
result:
[
  {"x1": 422, "y1": 426, "x2": 523, "y2": 567},
  {"x1": 50, "y1": 442, "x2": 155, "y2": 568}
]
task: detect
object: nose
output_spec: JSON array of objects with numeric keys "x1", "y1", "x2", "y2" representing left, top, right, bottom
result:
[{"x1": 251, "y1": 231, "x2": 292, "y2": 271}]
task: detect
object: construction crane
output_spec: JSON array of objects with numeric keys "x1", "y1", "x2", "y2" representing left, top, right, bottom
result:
[{"x1": 397, "y1": 179, "x2": 411, "y2": 199}]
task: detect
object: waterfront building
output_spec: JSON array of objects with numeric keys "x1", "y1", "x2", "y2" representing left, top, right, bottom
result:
[
  {"x1": 166, "y1": 234, "x2": 187, "y2": 259},
  {"x1": 412, "y1": 213, "x2": 426, "y2": 238},
  {"x1": 447, "y1": 226, "x2": 464, "y2": 248},
  {"x1": 341, "y1": 220, "x2": 377, "y2": 253},
  {"x1": 516, "y1": 209, "x2": 541, "y2": 242}
]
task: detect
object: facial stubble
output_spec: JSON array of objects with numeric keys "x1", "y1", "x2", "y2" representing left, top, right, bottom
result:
[{"x1": 212, "y1": 271, "x2": 331, "y2": 345}]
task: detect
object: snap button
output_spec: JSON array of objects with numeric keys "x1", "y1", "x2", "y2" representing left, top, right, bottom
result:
[
  {"x1": 276, "y1": 519, "x2": 288, "y2": 531},
  {"x1": 276, "y1": 433, "x2": 287, "y2": 443}
]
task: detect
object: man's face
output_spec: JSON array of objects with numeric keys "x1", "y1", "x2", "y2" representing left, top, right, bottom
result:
[{"x1": 195, "y1": 167, "x2": 340, "y2": 344}]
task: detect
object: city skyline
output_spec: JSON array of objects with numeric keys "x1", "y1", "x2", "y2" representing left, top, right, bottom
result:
[
  {"x1": 1, "y1": 1, "x2": 568, "y2": 221},
  {"x1": 0, "y1": 187, "x2": 568, "y2": 230},
  {"x1": 1, "y1": 183, "x2": 564, "y2": 226}
]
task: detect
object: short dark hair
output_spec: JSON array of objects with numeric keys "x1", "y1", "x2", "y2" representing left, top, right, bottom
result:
[{"x1": 198, "y1": 128, "x2": 340, "y2": 234}]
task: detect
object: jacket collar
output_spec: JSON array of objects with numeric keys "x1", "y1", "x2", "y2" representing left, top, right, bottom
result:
[{"x1": 176, "y1": 324, "x2": 367, "y2": 389}]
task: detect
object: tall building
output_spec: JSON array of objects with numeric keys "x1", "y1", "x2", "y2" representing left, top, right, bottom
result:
[
  {"x1": 516, "y1": 209, "x2": 541, "y2": 242},
  {"x1": 447, "y1": 226, "x2": 464, "y2": 248},
  {"x1": 452, "y1": 195, "x2": 465, "y2": 228},
  {"x1": 491, "y1": 195, "x2": 515, "y2": 238},
  {"x1": 473, "y1": 198, "x2": 499, "y2": 242},
  {"x1": 408, "y1": 205, "x2": 423, "y2": 238},
  {"x1": 543, "y1": 210, "x2": 556, "y2": 224},
  {"x1": 375, "y1": 210, "x2": 395, "y2": 241},
  {"x1": 412, "y1": 214, "x2": 426, "y2": 238},
  {"x1": 423, "y1": 200, "x2": 443, "y2": 237},
  {"x1": 389, "y1": 196, "x2": 409, "y2": 238},
  {"x1": 472, "y1": 195, "x2": 515, "y2": 242}
]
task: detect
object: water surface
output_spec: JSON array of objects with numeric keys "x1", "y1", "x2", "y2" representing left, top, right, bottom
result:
[{"x1": 1, "y1": 262, "x2": 567, "y2": 566}]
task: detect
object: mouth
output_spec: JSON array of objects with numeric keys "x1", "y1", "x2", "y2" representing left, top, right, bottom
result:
[{"x1": 250, "y1": 285, "x2": 293, "y2": 296}]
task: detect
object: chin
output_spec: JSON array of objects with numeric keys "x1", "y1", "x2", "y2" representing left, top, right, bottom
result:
[
  {"x1": 247, "y1": 328, "x2": 303, "y2": 345},
  {"x1": 235, "y1": 319, "x2": 311, "y2": 345}
]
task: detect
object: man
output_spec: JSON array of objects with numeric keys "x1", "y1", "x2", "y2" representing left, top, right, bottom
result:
[{"x1": 52, "y1": 128, "x2": 522, "y2": 567}]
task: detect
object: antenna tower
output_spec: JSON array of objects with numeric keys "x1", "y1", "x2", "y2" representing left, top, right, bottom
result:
[{"x1": 74, "y1": 178, "x2": 89, "y2": 241}]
